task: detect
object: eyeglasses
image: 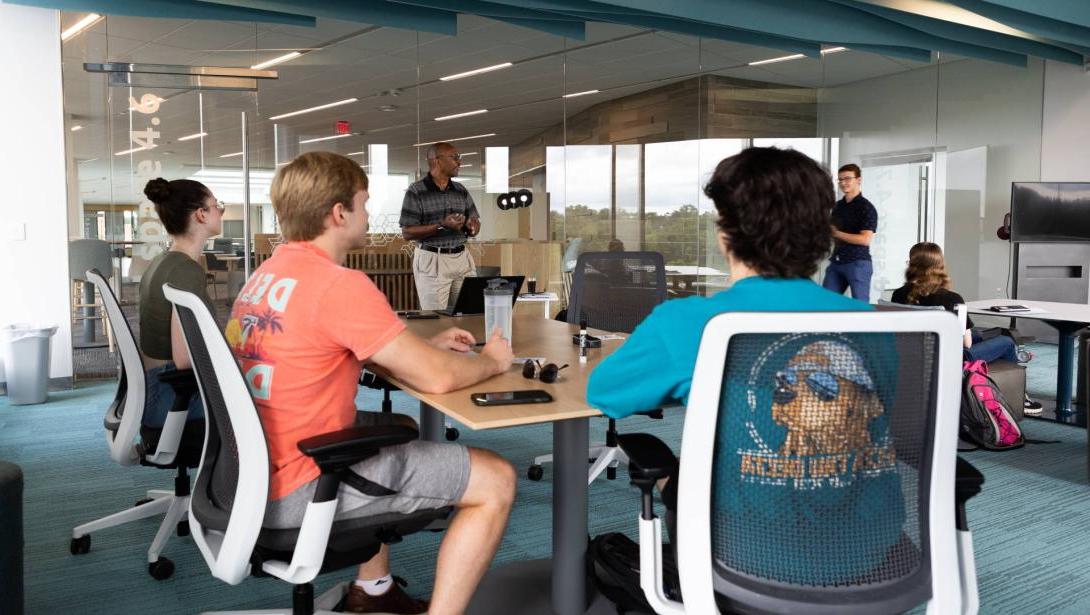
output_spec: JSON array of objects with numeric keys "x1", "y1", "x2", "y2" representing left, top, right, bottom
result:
[
  {"x1": 206, "y1": 200, "x2": 226, "y2": 213},
  {"x1": 836, "y1": 176, "x2": 859, "y2": 183},
  {"x1": 436, "y1": 154, "x2": 462, "y2": 162},
  {"x1": 772, "y1": 369, "x2": 841, "y2": 405},
  {"x1": 522, "y1": 359, "x2": 569, "y2": 384}
]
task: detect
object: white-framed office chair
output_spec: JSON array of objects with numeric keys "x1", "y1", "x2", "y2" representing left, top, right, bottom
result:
[
  {"x1": 528, "y1": 251, "x2": 668, "y2": 485},
  {"x1": 617, "y1": 310, "x2": 982, "y2": 614},
  {"x1": 69, "y1": 269, "x2": 203, "y2": 580},
  {"x1": 163, "y1": 284, "x2": 451, "y2": 614}
]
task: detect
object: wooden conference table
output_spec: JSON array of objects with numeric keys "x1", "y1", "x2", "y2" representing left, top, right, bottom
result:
[
  {"x1": 384, "y1": 312, "x2": 621, "y2": 615},
  {"x1": 966, "y1": 299, "x2": 1090, "y2": 421}
]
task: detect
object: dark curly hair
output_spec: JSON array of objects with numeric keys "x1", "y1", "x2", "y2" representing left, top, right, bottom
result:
[
  {"x1": 143, "y1": 178, "x2": 212, "y2": 236},
  {"x1": 704, "y1": 147, "x2": 833, "y2": 278}
]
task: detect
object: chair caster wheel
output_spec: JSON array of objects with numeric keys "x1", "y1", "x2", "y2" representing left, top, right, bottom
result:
[
  {"x1": 177, "y1": 520, "x2": 190, "y2": 537},
  {"x1": 607, "y1": 466, "x2": 617, "y2": 480},
  {"x1": 445, "y1": 427, "x2": 460, "y2": 441},
  {"x1": 149, "y1": 557, "x2": 175, "y2": 580},
  {"x1": 70, "y1": 535, "x2": 91, "y2": 555},
  {"x1": 527, "y1": 465, "x2": 544, "y2": 481},
  {"x1": 134, "y1": 497, "x2": 154, "y2": 507}
]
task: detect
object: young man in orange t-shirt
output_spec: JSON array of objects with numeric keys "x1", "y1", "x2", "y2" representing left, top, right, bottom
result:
[{"x1": 228, "y1": 152, "x2": 515, "y2": 614}]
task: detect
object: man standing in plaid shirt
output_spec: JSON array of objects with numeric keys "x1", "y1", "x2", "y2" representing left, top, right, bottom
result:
[{"x1": 400, "y1": 142, "x2": 481, "y2": 311}]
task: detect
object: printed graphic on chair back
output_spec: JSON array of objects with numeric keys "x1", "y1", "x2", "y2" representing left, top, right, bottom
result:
[
  {"x1": 710, "y1": 331, "x2": 937, "y2": 612},
  {"x1": 567, "y1": 251, "x2": 666, "y2": 333}
]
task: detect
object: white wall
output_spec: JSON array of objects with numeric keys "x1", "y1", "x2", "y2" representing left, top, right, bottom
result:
[
  {"x1": 0, "y1": 4, "x2": 73, "y2": 383},
  {"x1": 1041, "y1": 60, "x2": 1090, "y2": 182},
  {"x1": 820, "y1": 58, "x2": 1045, "y2": 302}
]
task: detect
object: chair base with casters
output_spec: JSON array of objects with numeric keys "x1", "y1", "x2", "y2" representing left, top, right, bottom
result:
[
  {"x1": 528, "y1": 412, "x2": 662, "y2": 483},
  {"x1": 360, "y1": 370, "x2": 460, "y2": 441},
  {"x1": 70, "y1": 370, "x2": 203, "y2": 580}
]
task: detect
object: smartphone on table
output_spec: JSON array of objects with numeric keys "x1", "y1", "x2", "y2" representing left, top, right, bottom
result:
[{"x1": 471, "y1": 390, "x2": 554, "y2": 406}]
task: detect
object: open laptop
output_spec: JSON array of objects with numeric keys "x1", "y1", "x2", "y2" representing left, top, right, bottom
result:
[{"x1": 435, "y1": 275, "x2": 525, "y2": 316}]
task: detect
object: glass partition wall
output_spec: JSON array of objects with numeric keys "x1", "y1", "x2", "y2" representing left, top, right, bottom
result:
[{"x1": 63, "y1": 9, "x2": 1050, "y2": 367}]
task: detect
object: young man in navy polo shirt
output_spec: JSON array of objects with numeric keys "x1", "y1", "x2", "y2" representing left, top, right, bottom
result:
[{"x1": 822, "y1": 163, "x2": 878, "y2": 302}]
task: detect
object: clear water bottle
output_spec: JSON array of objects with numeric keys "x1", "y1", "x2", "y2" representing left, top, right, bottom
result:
[{"x1": 484, "y1": 278, "x2": 514, "y2": 343}]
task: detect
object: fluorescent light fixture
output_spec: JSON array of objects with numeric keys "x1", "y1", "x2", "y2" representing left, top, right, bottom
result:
[
  {"x1": 434, "y1": 109, "x2": 488, "y2": 122},
  {"x1": 114, "y1": 146, "x2": 149, "y2": 156},
  {"x1": 347, "y1": 151, "x2": 365, "y2": 156},
  {"x1": 459, "y1": 152, "x2": 479, "y2": 157},
  {"x1": 70, "y1": 125, "x2": 83, "y2": 132},
  {"x1": 299, "y1": 133, "x2": 353, "y2": 144},
  {"x1": 510, "y1": 163, "x2": 545, "y2": 178},
  {"x1": 822, "y1": 47, "x2": 847, "y2": 55},
  {"x1": 269, "y1": 98, "x2": 357, "y2": 121},
  {"x1": 77, "y1": 158, "x2": 99, "y2": 164},
  {"x1": 251, "y1": 51, "x2": 301, "y2": 70},
  {"x1": 563, "y1": 90, "x2": 599, "y2": 98},
  {"x1": 61, "y1": 13, "x2": 102, "y2": 41},
  {"x1": 439, "y1": 62, "x2": 512, "y2": 81},
  {"x1": 219, "y1": 151, "x2": 244, "y2": 158},
  {"x1": 748, "y1": 53, "x2": 806, "y2": 66},
  {"x1": 177, "y1": 132, "x2": 207, "y2": 142},
  {"x1": 414, "y1": 133, "x2": 496, "y2": 147},
  {"x1": 460, "y1": 164, "x2": 473, "y2": 168}
]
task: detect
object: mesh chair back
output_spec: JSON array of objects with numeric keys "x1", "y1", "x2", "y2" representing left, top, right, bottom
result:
[
  {"x1": 677, "y1": 311, "x2": 963, "y2": 614},
  {"x1": 566, "y1": 251, "x2": 666, "y2": 333},
  {"x1": 85, "y1": 269, "x2": 144, "y2": 465},
  {"x1": 163, "y1": 283, "x2": 268, "y2": 584}
]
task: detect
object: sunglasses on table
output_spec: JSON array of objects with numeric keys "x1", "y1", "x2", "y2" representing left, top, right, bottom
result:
[{"x1": 522, "y1": 360, "x2": 569, "y2": 384}]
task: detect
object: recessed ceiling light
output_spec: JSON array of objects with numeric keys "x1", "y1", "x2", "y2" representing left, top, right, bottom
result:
[
  {"x1": 439, "y1": 62, "x2": 512, "y2": 81},
  {"x1": 376, "y1": 104, "x2": 398, "y2": 112},
  {"x1": 413, "y1": 133, "x2": 496, "y2": 147},
  {"x1": 70, "y1": 125, "x2": 83, "y2": 132},
  {"x1": 748, "y1": 53, "x2": 806, "y2": 66},
  {"x1": 269, "y1": 98, "x2": 358, "y2": 121},
  {"x1": 563, "y1": 90, "x2": 599, "y2": 98},
  {"x1": 177, "y1": 132, "x2": 207, "y2": 142},
  {"x1": 219, "y1": 151, "x2": 244, "y2": 158},
  {"x1": 299, "y1": 133, "x2": 354, "y2": 144},
  {"x1": 434, "y1": 109, "x2": 488, "y2": 122},
  {"x1": 114, "y1": 146, "x2": 149, "y2": 156},
  {"x1": 251, "y1": 51, "x2": 302, "y2": 70},
  {"x1": 61, "y1": 13, "x2": 102, "y2": 41}
]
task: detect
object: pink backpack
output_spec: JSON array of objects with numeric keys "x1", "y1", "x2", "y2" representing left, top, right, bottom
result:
[{"x1": 960, "y1": 360, "x2": 1024, "y2": 450}]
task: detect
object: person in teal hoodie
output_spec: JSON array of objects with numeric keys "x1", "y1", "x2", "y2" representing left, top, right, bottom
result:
[{"x1": 587, "y1": 147, "x2": 907, "y2": 586}]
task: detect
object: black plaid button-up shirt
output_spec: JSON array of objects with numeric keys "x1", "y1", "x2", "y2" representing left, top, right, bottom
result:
[{"x1": 399, "y1": 174, "x2": 480, "y2": 249}]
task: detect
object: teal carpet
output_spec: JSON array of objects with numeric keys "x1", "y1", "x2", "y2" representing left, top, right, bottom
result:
[{"x1": 1, "y1": 343, "x2": 1087, "y2": 614}]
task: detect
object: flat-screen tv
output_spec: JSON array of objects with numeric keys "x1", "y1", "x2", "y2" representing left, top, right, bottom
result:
[{"x1": 1011, "y1": 182, "x2": 1090, "y2": 243}]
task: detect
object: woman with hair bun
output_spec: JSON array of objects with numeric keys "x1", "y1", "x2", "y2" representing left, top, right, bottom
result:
[{"x1": 138, "y1": 177, "x2": 224, "y2": 427}]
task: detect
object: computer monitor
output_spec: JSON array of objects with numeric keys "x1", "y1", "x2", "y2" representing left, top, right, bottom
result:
[{"x1": 437, "y1": 276, "x2": 524, "y2": 316}]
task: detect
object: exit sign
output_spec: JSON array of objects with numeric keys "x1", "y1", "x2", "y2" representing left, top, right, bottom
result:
[{"x1": 335, "y1": 120, "x2": 350, "y2": 134}]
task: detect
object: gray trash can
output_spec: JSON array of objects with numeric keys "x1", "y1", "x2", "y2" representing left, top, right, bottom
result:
[{"x1": 1, "y1": 324, "x2": 58, "y2": 405}]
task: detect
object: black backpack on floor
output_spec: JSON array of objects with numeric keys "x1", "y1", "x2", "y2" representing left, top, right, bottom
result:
[{"x1": 589, "y1": 532, "x2": 680, "y2": 614}]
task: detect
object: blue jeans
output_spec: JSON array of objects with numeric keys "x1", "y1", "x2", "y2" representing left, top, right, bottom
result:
[
  {"x1": 822, "y1": 259, "x2": 873, "y2": 303},
  {"x1": 965, "y1": 330, "x2": 1018, "y2": 364},
  {"x1": 143, "y1": 363, "x2": 205, "y2": 428}
]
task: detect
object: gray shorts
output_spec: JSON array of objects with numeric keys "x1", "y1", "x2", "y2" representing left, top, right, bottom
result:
[{"x1": 264, "y1": 411, "x2": 470, "y2": 529}]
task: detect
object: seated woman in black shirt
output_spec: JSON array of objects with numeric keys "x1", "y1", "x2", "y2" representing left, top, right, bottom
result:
[{"x1": 891, "y1": 242, "x2": 1041, "y2": 413}]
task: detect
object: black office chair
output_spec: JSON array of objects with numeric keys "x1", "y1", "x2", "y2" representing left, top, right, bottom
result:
[
  {"x1": 163, "y1": 283, "x2": 451, "y2": 614},
  {"x1": 617, "y1": 310, "x2": 982, "y2": 613},
  {"x1": 70, "y1": 269, "x2": 204, "y2": 580},
  {"x1": 528, "y1": 251, "x2": 667, "y2": 483}
]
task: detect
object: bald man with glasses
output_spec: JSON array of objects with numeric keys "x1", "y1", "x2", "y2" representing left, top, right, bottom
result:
[{"x1": 400, "y1": 142, "x2": 481, "y2": 311}]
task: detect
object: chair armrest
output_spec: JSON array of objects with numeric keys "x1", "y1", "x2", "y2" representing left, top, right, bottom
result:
[
  {"x1": 359, "y1": 370, "x2": 398, "y2": 391},
  {"x1": 617, "y1": 433, "x2": 678, "y2": 481},
  {"x1": 298, "y1": 425, "x2": 418, "y2": 472},
  {"x1": 156, "y1": 368, "x2": 198, "y2": 406},
  {"x1": 955, "y1": 457, "x2": 984, "y2": 531}
]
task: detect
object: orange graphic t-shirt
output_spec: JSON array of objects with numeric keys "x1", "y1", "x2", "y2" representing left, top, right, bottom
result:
[{"x1": 227, "y1": 242, "x2": 406, "y2": 500}]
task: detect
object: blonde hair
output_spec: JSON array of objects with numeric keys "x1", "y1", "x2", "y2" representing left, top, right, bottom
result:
[
  {"x1": 904, "y1": 242, "x2": 950, "y2": 303},
  {"x1": 271, "y1": 151, "x2": 368, "y2": 241}
]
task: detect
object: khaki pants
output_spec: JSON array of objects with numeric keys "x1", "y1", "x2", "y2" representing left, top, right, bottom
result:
[{"x1": 413, "y1": 247, "x2": 475, "y2": 311}]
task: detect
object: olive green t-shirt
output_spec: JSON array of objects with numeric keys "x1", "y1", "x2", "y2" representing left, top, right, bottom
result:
[{"x1": 139, "y1": 251, "x2": 214, "y2": 360}]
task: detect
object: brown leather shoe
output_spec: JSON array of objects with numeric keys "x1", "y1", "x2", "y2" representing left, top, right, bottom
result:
[{"x1": 342, "y1": 578, "x2": 428, "y2": 614}]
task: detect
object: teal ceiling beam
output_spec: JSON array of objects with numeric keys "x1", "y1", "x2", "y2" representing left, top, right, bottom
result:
[
  {"x1": 204, "y1": 0, "x2": 457, "y2": 35},
  {"x1": 4, "y1": 0, "x2": 316, "y2": 25},
  {"x1": 945, "y1": 0, "x2": 1090, "y2": 50},
  {"x1": 491, "y1": 15, "x2": 585, "y2": 39},
  {"x1": 976, "y1": 0, "x2": 1090, "y2": 31},
  {"x1": 387, "y1": 0, "x2": 587, "y2": 39},
  {"x1": 834, "y1": 0, "x2": 1084, "y2": 65}
]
